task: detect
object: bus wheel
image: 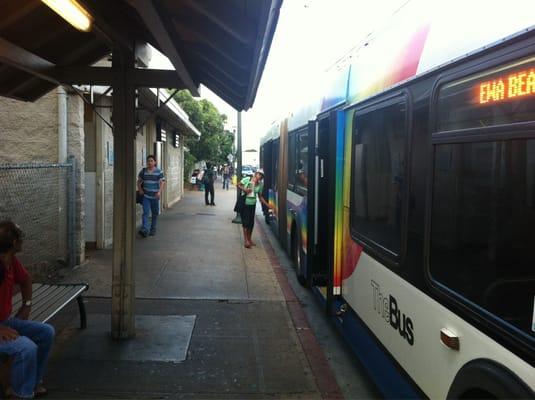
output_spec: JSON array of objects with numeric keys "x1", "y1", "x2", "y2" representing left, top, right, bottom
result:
[{"x1": 293, "y1": 231, "x2": 307, "y2": 287}]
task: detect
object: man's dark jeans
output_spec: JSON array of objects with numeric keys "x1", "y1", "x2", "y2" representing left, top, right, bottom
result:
[{"x1": 205, "y1": 183, "x2": 215, "y2": 205}]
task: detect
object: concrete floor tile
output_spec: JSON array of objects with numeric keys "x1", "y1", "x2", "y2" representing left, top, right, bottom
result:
[
  {"x1": 55, "y1": 314, "x2": 196, "y2": 362},
  {"x1": 47, "y1": 189, "x2": 365, "y2": 399}
]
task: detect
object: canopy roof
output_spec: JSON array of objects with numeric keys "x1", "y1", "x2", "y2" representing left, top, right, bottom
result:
[{"x1": 0, "y1": 0, "x2": 282, "y2": 110}]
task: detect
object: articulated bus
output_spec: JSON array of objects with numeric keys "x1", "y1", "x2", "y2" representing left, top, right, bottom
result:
[{"x1": 260, "y1": 1, "x2": 535, "y2": 398}]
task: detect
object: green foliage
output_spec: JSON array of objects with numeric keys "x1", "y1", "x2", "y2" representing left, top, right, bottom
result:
[
  {"x1": 183, "y1": 151, "x2": 196, "y2": 183},
  {"x1": 174, "y1": 90, "x2": 235, "y2": 175}
]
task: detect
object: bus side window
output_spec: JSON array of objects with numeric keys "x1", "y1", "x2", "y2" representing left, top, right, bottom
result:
[
  {"x1": 273, "y1": 138, "x2": 280, "y2": 192},
  {"x1": 288, "y1": 133, "x2": 296, "y2": 189},
  {"x1": 350, "y1": 97, "x2": 408, "y2": 258},
  {"x1": 431, "y1": 58, "x2": 535, "y2": 338},
  {"x1": 430, "y1": 139, "x2": 535, "y2": 337},
  {"x1": 296, "y1": 131, "x2": 308, "y2": 191}
]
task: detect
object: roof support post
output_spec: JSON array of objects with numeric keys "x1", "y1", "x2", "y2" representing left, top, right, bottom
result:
[{"x1": 111, "y1": 46, "x2": 136, "y2": 339}]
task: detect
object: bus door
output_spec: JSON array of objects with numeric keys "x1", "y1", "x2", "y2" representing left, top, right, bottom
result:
[
  {"x1": 278, "y1": 121, "x2": 289, "y2": 249},
  {"x1": 308, "y1": 113, "x2": 334, "y2": 290},
  {"x1": 260, "y1": 140, "x2": 272, "y2": 223}
]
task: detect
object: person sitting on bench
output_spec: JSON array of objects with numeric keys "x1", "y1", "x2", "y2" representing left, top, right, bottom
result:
[{"x1": 0, "y1": 221, "x2": 54, "y2": 398}]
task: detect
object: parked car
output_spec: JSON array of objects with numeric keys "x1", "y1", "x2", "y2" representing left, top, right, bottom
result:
[{"x1": 241, "y1": 166, "x2": 254, "y2": 176}]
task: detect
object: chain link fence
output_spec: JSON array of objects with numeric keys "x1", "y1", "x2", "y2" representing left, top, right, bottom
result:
[{"x1": 0, "y1": 160, "x2": 76, "y2": 276}]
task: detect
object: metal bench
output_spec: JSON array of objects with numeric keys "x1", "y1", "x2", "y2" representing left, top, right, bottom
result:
[
  {"x1": 0, "y1": 283, "x2": 89, "y2": 390},
  {"x1": 10, "y1": 283, "x2": 89, "y2": 328}
]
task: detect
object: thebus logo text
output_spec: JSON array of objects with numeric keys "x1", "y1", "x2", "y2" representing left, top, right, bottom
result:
[{"x1": 371, "y1": 280, "x2": 414, "y2": 346}]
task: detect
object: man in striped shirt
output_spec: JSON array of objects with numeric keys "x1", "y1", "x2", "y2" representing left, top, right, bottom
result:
[{"x1": 137, "y1": 155, "x2": 166, "y2": 237}]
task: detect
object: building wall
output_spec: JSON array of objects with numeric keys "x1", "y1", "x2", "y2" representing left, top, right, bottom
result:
[
  {"x1": 94, "y1": 96, "x2": 114, "y2": 248},
  {"x1": 67, "y1": 94, "x2": 85, "y2": 264},
  {"x1": 91, "y1": 101, "x2": 186, "y2": 246},
  {"x1": 0, "y1": 88, "x2": 188, "y2": 269},
  {"x1": 165, "y1": 136, "x2": 184, "y2": 207},
  {"x1": 0, "y1": 89, "x2": 85, "y2": 273},
  {"x1": 0, "y1": 91, "x2": 58, "y2": 163}
]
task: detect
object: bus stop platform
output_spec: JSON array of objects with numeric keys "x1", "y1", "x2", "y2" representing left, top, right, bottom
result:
[{"x1": 47, "y1": 185, "x2": 377, "y2": 399}]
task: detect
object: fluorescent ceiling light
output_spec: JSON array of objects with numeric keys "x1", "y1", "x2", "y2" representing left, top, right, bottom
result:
[{"x1": 41, "y1": 0, "x2": 93, "y2": 32}]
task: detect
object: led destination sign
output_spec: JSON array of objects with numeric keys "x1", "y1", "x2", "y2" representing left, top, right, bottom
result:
[
  {"x1": 479, "y1": 68, "x2": 535, "y2": 104},
  {"x1": 437, "y1": 58, "x2": 535, "y2": 131}
]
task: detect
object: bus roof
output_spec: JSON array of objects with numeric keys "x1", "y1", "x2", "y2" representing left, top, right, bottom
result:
[
  {"x1": 259, "y1": 121, "x2": 281, "y2": 146},
  {"x1": 347, "y1": 0, "x2": 535, "y2": 103},
  {"x1": 261, "y1": 0, "x2": 535, "y2": 142}
]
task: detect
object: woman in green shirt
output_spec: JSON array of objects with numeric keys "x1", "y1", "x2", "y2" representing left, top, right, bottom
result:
[{"x1": 237, "y1": 169, "x2": 272, "y2": 248}]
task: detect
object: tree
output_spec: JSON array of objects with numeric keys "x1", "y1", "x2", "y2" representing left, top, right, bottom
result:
[{"x1": 174, "y1": 90, "x2": 235, "y2": 173}]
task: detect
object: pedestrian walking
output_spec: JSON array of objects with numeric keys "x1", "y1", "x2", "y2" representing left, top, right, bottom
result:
[
  {"x1": 0, "y1": 221, "x2": 55, "y2": 399},
  {"x1": 203, "y1": 163, "x2": 216, "y2": 206},
  {"x1": 137, "y1": 155, "x2": 166, "y2": 237},
  {"x1": 237, "y1": 169, "x2": 272, "y2": 248},
  {"x1": 222, "y1": 164, "x2": 230, "y2": 190}
]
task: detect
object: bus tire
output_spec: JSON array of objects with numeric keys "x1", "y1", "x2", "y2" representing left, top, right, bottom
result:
[{"x1": 447, "y1": 359, "x2": 533, "y2": 399}]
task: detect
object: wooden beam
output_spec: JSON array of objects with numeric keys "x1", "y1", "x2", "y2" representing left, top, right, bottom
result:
[
  {"x1": 185, "y1": 42, "x2": 249, "y2": 73},
  {"x1": 188, "y1": 46, "x2": 248, "y2": 81},
  {"x1": 0, "y1": 1, "x2": 41, "y2": 31},
  {"x1": 5, "y1": 76, "x2": 41, "y2": 97},
  {"x1": 201, "y1": 71, "x2": 245, "y2": 107},
  {"x1": 51, "y1": 66, "x2": 111, "y2": 85},
  {"x1": 197, "y1": 62, "x2": 247, "y2": 88},
  {"x1": 202, "y1": 77, "x2": 243, "y2": 110},
  {"x1": 132, "y1": 69, "x2": 185, "y2": 88},
  {"x1": 50, "y1": 66, "x2": 186, "y2": 88},
  {"x1": 0, "y1": 37, "x2": 58, "y2": 84},
  {"x1": 111, "y1": 46, "x2": 136, "y2": 339},
  {"x1": 76, "y1": 0, "x2": 133, "y2": 51},
  {"x1": 178, "y1": 0, "x2": 257, "y2": 45},
  {"x1": 173, "y1": 20, "x2": 252, "y2": 68},
  {"x1": 129, "y1": 0, "x2": 199, "y2": 96},
  {"x1": 59, "y1": 38, "x2": 107, "y2": 65}
]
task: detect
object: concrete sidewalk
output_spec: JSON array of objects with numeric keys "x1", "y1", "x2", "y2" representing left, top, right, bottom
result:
[{"x1": 44, "y1": 185, "x2": 375, "y2": 399}]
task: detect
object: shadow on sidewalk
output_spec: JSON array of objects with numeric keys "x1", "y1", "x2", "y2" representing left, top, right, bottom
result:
[{"x1": 46, "y1": 187, "x2": 322, "y2": 399}]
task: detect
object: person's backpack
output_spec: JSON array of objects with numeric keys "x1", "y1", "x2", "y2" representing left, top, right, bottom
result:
[{"x1": 204, "y1": 169, "x2": 215, "y2": 184}]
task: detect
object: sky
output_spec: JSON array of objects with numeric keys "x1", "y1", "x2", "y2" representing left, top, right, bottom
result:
[
  {"x1": 208, "y1": 0, "x2": 409, "y2": 150},
  {"x1": 152, "y1": 0, "x2": 409, "y2": 161}
]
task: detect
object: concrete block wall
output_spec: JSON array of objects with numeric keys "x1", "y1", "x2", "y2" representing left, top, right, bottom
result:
[
  {"x1": 0, "y1": 89, "x2": 85, "y2": 272},
  {"x1": 0, "y1": 91, "x2": 58, "y2": 163},
  {"x1": 67, "y1": 93, "x2": 85, "y2": 264},
  {"x1": 0, "y1": 89, "x2": 188, "y2": 266},
  {"x1": 165, "y1": 138, "x2": 184, "y2": 207}
]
